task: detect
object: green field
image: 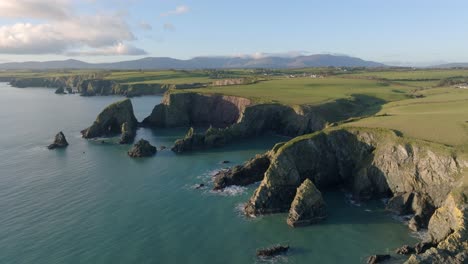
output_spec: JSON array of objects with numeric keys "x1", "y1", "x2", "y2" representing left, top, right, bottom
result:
[
  {"x1": 184, "y1": 77, "x2": 415, "y2": 105},
  {"x1": 347, "y1": 87, "x2": 468, "y2": 149}
]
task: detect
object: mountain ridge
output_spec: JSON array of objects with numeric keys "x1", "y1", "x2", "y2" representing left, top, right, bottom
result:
[{"x1": 0, "y1": 54, "x2": 386, "y2": 70}]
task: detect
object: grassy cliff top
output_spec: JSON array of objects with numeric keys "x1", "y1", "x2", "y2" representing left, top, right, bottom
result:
[{"x1": 182, "y1": 77, "x2": 415, "y2": 105}]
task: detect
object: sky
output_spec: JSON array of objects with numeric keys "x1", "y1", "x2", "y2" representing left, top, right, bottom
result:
[{"x1": 0, "y1": 0, "x2": 467, "y2": 66}]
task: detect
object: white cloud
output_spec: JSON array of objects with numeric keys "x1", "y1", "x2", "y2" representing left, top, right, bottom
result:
[
  {"x1": 163, "y1": 23, "x2": 176, "y2": 31},
  {"x1": 0, "y1": 0, "x2": 147, "y2": 56},
  {"x1": 0, "y1": 0, "x2": 70, "y2": 20},
  {"x1": 139, "y1": 21, "x2": 152, "y2": 31},
  {"x1": 161, "y1": 5, "x2": 190, "y2": 17}
]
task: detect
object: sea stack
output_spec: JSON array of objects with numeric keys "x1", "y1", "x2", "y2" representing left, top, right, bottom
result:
[
  {"x1": 287, "y1": 179, "x2": 327, "y2": 227},
  {"x1": 127, "y1": 139, "x2": 157, "y2": 158},
  {"x1": 47, "y1": 131, "x2": 69, "y2": 149},
  {"x1": 81, "y1": 99, "x2": 138, "y2": 144}
]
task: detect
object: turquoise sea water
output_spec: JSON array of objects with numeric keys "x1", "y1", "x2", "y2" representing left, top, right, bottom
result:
[{"x1": 0, "y1": 83, "x2": 417, "y2": 264}]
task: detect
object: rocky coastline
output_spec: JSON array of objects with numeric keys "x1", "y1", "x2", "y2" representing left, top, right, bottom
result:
[
  {"x1": 214, "y1": 127, "x2": 467, "y2": 263},
  {"x1": 80, "y1": 91, "x2": 467, "y2": 263},
  {"x1": 6, "y1": 75, "x2": 205, "y2": 97}
]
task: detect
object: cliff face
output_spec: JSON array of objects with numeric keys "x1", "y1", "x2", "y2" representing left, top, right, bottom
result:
[
  {"x1": 143, "y1": 92, "x2": 330, "y2": 152},
  {"x1": 8, "y1": 76, "x2": 177, "y2": 96},
  {"x1": 239, "y1": 127, "x2": 467, "y2": 263},
  {"x1": 144, "y1": 92, "x2": 387, "y2": 153},
  {"x1": 142, "y1": 92, "x2": 252, "y2": 128},
  {"x1": 81, "y1": 99, "x2": 138, "y2": 144},
  {"x1": 245, "y1": 128, "x2": 463, "y2": 215}
]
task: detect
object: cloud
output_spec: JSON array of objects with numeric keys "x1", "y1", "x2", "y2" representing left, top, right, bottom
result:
[
  {"x1": 0, "y1": 0, "x2": 70, "y2": 21},
  {"x1": 66, "y1": 43, "x2": 147, "y2": 56},
  {"x1": 161, "y1": 5, "x2": 190, "y2": 17},
  {"x1": 139, "y1": 21, "x2": 152, "y2": 31},
  {"x1": 0, "y1": 1, "x2": 147, "y2": 56},
  {"x1": 163, "y1": 23, "x2": 176, "y2": 31}
]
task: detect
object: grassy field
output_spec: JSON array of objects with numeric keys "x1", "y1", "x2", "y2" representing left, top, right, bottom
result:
[
  {"x1": 346, "y1": 87, "x2": 468, "y2": 149},
  {"x1": 184, "y1": 77, "x2": 415, "y2": 105},
  {"x1": 342, "y1": 69, "x2": 468, "y2": 80}
]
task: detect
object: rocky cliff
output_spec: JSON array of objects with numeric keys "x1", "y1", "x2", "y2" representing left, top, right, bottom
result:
[
  {"x1": 237, "y1": 127, "x2": 467, "y2": 263},
  {"x1": 143, "y1": 92, "x2": 385, "y2": 153},
  {"x1": 7, "y1": 75, "x2": 189, "y2": 96},
  {"x1": 81, "y1": 99, "x2": 138, "y2": 144},
  {"x1": 142, "y1": 92, "x2": 252, "y2": 128}
]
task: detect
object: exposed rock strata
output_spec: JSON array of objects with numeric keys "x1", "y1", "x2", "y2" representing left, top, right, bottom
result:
[
  {"x1": 287, "y1": 179, "x2": 327, "y2": 227},
  {"x1": 7, "y1": 75, "x2": 186, "y2": 96},
  {"x1": 213, "y1": 153, "x2": 271, "y2": 190},
  {"x1": 47, "y1": 131, "x2": 69, "y2": 149},
  {"x1": 238, "y1": 127, "x2": 467, "y2": 263},
  {"x1": 142, "y1": 92, "x2": 252, "y2": 128},
  {"x1": 127, "y1": 139, "x2": 157, "y2": 157},
  {"x1": 81, "y1": 99, "x2": 138, "y2": 144},
  {"x1": 143, "y1": 92, "x2": 385, "y2": 152}
]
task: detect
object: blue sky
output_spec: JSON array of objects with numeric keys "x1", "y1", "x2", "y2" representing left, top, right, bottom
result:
[{"x1": 0, "y1": 0, "x2": 467, "y2": 65}]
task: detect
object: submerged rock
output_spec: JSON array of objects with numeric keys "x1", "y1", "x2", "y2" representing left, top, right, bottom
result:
[
  {"x1": 81, "y1": 99, "x2": 138, "y2": 144},
  {"x1": 47, "y1": 131, "x2": 69, "y2": 149},
  {"x1": 396, "y1": 245, "x2": 415, "y2": 255},
  {"x1": 55, "y1": 87, "x2": 66, "y2": 94},
  {"x1": 367, "y1": 254, "x2": 391, "y2": 264},
  {"x1": 195, "y1": 183, "x2": 205, "y2": 189},
  {"x1": 256, "y1": 244, "x2": 289, "y2": 257},
  {"x1": 127, "y1": 139, "x2": 157, "y2": 158},
  {"x1": 213, "y1": 153, "x2": 270, "y2": 190},
  {"x1": 287, "y1": 179, "x2": 327, "y2": 227}
]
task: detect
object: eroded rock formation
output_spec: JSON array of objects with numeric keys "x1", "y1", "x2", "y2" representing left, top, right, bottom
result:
[
  {"x1": 287, "y1": 179, "x2": 327, "y2": 227},
  {"x1": 238, "y1": 127, "x2": 467, "y2": 263},
  {"x1": 143, "y1": 92, "x2": 385, "y2": 153},
  {"x1": 127, "y1": 139, "x2": 157, "y2": 157},
  {"x1": 81, "y1": 99, "x2": 138, "y2": 144},
  {"x1": 213, "y1": 153, "x2": 271, "y2": 190},
  {"x1": 47, "y1": 131, "x2": 69, "y2": 149}
]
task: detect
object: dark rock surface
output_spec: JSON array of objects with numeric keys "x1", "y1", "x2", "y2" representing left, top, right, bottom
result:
[
  {"x1": 47, "y1": 131, "x2": 69, "y2": 149},
  {"x1": 81, "y1": 99, "x2": 138, "y2": 144},
  {"x1": 127, "y1": 139, "x2": 157, "y2": 158},
  {"x1": 55, "y1": 87, "x2": 66, "y2": 94},
  {"x1": 213, "y1": 153, "x2": 270, "y2": 190},
  {"x1": 396, "y1": 245, "x2": 415, "y2": 255},
  {"x1": 287, "y1": 179, "x2": 327, "y2": 227},
  {"x1": 367, "y1": 254, "x2": 391, "y2": 264},
  {"x1": 256, "y1": 245, "x2": 289, "y2": 257}
]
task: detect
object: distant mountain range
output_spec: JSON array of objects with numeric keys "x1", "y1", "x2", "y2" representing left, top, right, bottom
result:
[
  {"x1": 0, "y1": 54, "x2": 386, "y2": 70},
  {"x1": 430, "y1": 63, "x2": 468, "y2": 68}
]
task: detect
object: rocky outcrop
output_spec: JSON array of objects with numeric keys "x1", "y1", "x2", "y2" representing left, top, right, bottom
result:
[
  {"x1": 367, "y1": 254, "x2": 391, "y2": 264},
  {"x1": 405, "y1": 192, "x2": 468, "y2": 264},
  {"x1": 256, "y1": 245, "x2": 289, "y2": 257},
  {"x1": 143, "y1": 92, "x2": 385, "y2": 153},
  {"x1": 142, "y1": 92, "x2": 252, "y2": 128},
  {"x1": 211, "y1": 78, "x2": 256, "y2": 87},
  {"x1": 213, "y1": 153, "x2": 271, "y2": 190},
  {"x1": 47, "y1": 131, "x2": 69, "y2": 149},
  {"x1": 244, "y1": 128, "x2": 463, "y2": 215},
  {"x1": 8, "y1": 75, "x2": 173, "y2": 96},
  {"x1": 386, "y1": 192, "x2": 435, "y2": 231},
  {"x1": 127, "y1": 139, "x2": 157, "y2": 157},
  {"x1": 81, "y1": 99, "x2": 138, "y2": 144},
  {"x1": 287, "y1": 179, "x2": 327, "y2": 227},
  {"x1": 55, "y1": 87, "x2": 66, "y2": 94},
  {"x1": 240, "y1": 127, "x2": 467, "y2": 262}
]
